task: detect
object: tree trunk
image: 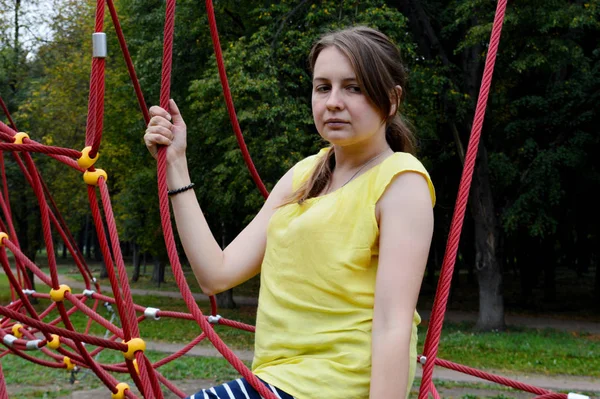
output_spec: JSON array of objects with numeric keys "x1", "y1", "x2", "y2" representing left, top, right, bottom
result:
[
  {"x1": 151, "y1": 256, "x2": 165, "y2": 286},
  {"x1": 471, "y1": 143, "x2": 505, "y2": 331},
  {"x1": 131, "y1": 243, "x2": 141, "y2": 282},
  {"x1": 542, "y1": 239, "x2": 556, "y2": 303},
  {"x1": 143, "y1": 252, "x2": 147, "y2": 275},
  {"x1": 217, "y1": 290, "x2": 236, "y2": 309},
  {"x1": 216, "y1": 220, "x2": 236, "y2": 308},
  {"x1": 594, "y1": 253, "x2": 599, "y2": 307}
]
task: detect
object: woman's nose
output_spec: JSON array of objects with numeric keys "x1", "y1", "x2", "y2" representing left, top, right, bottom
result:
[{"x1": 325, "y1": 88, "x2": 344, "y2": 110}]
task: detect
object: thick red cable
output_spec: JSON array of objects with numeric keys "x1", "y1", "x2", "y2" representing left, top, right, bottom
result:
[
  {"x1": 418, "y1": 1, "x2": 508, "y2": 398},
  {"x1": 100, "y1": 177, "x2": 158, "y2": 398},
  {"x1": 106, "y1": 0, "x2": 150, "y2": 125},
  {"x1": 155, "y1": 2, "x2": 277, "y2": 397},
  {"x1": 3, "y1": 238, "x2": 52, "y2": 287},
  {"x1": 98, "y1": 180, "x2": 141, "y2": 337},
  {"x1": 204, "y1": 0, "x2": 269, "y2": 199},
  {"x1": 91, "y1": 58, "x2": 107, "y2": 158},
  {"x1": 86, "y1": 0, "x2": 107, "y2": 159},
  {"x1": 87, "y1": 186, "x2": 133, "y2": 339},
  {"x1": 64, "y1": 292, "x2": 124, "y2": 337},
  {"x1": 21, "y1": 153, "x2": 61, "y2": 289},
  {"x1": 3, "y1": 347, "x2": 67, "y2": 368},
  {"x1": 0, "y1": 142, "x2": 81, "y2": 157},
  {"x1": 0, "y1": 306, "x2": 127, "y2": 351},
  {"x1": 0, "y1": 96, "x2": 16, "y2": 129},
  {"x1": 434, "y1": 358, "x2": 553, "y2": 395},
  {"x1": 0, "y1": 251, "x2": 56, "y2": 347}
]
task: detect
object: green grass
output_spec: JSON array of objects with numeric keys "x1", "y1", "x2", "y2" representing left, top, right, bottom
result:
[
  {"x1": 40, "y1": 259, "x2": 261, "y2": 297},
  {"x1": 3, "y1": 261, "x2": 600, "y2": 397},
  {"x1": 0, "y1": 272, "x2": 9, "y2": 292},
  {"x1": 431, "y1": 321, "x2": 600, "y2": 377},
  {"x1": 1, "y1": 349, "x2": 247, "y2": 398},
  {"x1": 2, "y1": 290, "x2": 599, "y2": 378}
]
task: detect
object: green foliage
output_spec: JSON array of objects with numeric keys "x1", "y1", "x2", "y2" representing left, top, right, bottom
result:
[
  {"x1": 187, "y1": 1, "x2": 422, "y2": 231},
  {"x1": 1, "y1": 0, "x2": 598, "y2": 313}
]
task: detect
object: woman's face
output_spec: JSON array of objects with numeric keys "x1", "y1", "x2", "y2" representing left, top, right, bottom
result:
[{"x1": 311, "y1": 46, "x2": 385, "y2": 148}]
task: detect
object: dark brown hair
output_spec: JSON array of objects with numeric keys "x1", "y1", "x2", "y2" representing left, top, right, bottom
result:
[{"x1": 285, "y1": 26, "x2": 416, "y2": 205}]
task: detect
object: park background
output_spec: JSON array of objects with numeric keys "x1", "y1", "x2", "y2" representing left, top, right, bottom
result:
[{"x1": 0, "y1": 0, "x2": 599, "y2": 398}]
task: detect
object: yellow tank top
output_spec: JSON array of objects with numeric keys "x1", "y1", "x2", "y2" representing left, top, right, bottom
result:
[{"x1": 252, "y1": 148, "x2": 436, "y2": 399}]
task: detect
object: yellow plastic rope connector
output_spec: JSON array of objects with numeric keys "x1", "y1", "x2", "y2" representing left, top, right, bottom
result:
[
  {"x1": 83, "y1": 169, "x2": 107, "y2": 186},
  {"x1": 48, "y1": 334, "x2": 60, "y2": 349},
  {"x1": 77, "y1": 146, "x2": 99, "y2": 169},
  {"x1": 14, "y1": 132, "x2": 29, "y2": 144},
  {"x1": 49, "y1": 285, "x2": 71, "y2": 302},
  {"x1": 122, "y1": 338, "x2": 146, "y2": 360},
  {"x1": 63, "y1": 356, "x2": 74, "y2": 370},
  {"x1": 0, "y1": 232, "x2": 8, "y2": 246},
  {"x1": 112, "y1": 382, "x2": 130, "y2": 399},
  {"x1": 12, "y1": 324, "x2": 23, "y2": 338}
]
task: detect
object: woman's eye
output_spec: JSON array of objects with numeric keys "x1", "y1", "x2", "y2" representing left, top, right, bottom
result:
[
  {"x1": 347, "y1": 85, "x2": 361, "y2": 93},
  {"x1": 315, "y1": 85, "x2": 330, "y2": 93}
]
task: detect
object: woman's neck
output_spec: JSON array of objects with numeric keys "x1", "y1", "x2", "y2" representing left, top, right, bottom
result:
[{"x1": 331, "y1": 138, "x2": 392, "y2": 172}]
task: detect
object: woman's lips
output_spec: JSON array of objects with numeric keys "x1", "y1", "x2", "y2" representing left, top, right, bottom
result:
[{"x1": 325, "y1": 120, "x2": 349, "y2": 128}]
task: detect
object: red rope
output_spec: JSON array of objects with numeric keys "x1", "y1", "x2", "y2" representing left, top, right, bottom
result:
[
  {"x1": 0, "y1": 1, "x2": 577, "y2": 398},
  {"x1": 0, "y1": 142, "x2": 81, "y2": 157},
  {"x1": 0, "y1": 307, "x2": 126, "y2": 351},
  {"x1": 98, "y1": 179, "x2": 160, "y2": 398},
  {"x1": 106, "y1": 0, "x2": 150, "y2": 125},
  {"x1": 0, "y1": 96, "x2": 16, "y2": 129},
  {"x1": 204, "y1": 0, "x2": 269, "y2": 199},
  {"x1": 434, "y1": 358, "x2": 554, "y2": 395},
  {"x1": 419, "y1": 1, "x2": 514, "y2": 398},
  {"x1": 154, "y1": 2, "x2": 277, "y2": 397},
  {"x1": 86, "y1": 0, "x2": 107, "y2": 159},
  {"x1": 87, "y1": 185, "x2": 133, "y2": 339}
]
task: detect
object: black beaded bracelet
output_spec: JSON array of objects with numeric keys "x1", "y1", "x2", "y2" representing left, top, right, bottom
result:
[{"x1": 168, "y1": 183, "x2": 195, "y2": 196}]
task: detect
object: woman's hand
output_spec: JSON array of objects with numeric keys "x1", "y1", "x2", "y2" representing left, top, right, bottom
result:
[{"x1": 144, "y1": 99, "x2": 187, "y2": 164}]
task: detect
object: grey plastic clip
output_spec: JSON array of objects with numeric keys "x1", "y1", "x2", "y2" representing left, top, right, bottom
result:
[
  {"x1": 3, "y1": 334, "x2": 17, "y2": 347},
  {"x1": 26, "y1": 339, "x2": 42, "y2": 350},
  {"x1": 92, "y1": 33, "x2": 107, "y2": 58},
  {"x1": 208, "y1": 315, "x2": 222, "y2": 324},
  {"x1": 144, "y1": 307, "x2": 161, "y2": 320},
  {"x1": 22, "y1": 289, "x2": 36, "y2": 296},
  {"x1": 419, "y1": 356, "x2": 427, "y2": 365},
  {"x1": 82, "y1": 289, "x2": 95, "y2": 297}
]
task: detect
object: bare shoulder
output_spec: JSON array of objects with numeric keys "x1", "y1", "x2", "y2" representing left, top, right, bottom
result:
[
  {"x1": 377, "y1": 171, "x2": 434, "y2": 222},
  {"x1": 263, "y1": 165, "x2": 295, "y2": 208}
]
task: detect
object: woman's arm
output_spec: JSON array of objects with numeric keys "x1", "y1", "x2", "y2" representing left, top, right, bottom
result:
[
  {"x1": 370, "y1": 172, "x2": 434, "y2": 398},
  {"x1": 144, "y1": 100, "x2": 293, "y2": 296}
]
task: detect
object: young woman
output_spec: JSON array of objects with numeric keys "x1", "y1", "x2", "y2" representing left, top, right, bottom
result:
[{"x1": 144, "y1": 26, "x2": 435, "y2": 399}]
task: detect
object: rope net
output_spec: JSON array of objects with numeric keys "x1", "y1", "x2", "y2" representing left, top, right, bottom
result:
[{"x1": 0, "y1": 0, "x2": 582, "y2": 398}]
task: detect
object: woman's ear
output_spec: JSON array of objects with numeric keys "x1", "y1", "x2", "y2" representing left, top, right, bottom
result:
[{"x1": 389, "y1": 85, "x2": 403, "y2": 116}]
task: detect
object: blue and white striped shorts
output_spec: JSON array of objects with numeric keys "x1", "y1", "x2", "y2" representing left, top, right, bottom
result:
[{"x1": 185, "y1": 377, "x2": 294, "y2": 399}]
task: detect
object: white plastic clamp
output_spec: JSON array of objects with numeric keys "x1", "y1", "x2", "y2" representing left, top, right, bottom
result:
[
  {"x1": 92, "y1": 33, "x2": 107, "y2": 58},
  {"x1": 92, "y1": 277, "x2": 97, "y2": 283},
  {"x1": 82, "y1": 289, "x2": 95, "y2": 297},
  {"x1": 26, "y1": 339, "x2": 42, "y2": 350},
  {"x1": 3, "y1": 334, "x2": 18, "y2": 347},
  {"x1": 419, "y1": 356, "x2": 427, "y2": 365},
  {"x1": 208, "y1": 315, "x2": 222, "y2": 324},
  {"x1": 568, "y1": 394, "x2": 590, "y2": 399},
  {"x1": 144, "y1": 307, "x2": 161, "y2": 320},
  {"x1": 22, "y1": 289, "x2": 36, "y2": 296}
]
